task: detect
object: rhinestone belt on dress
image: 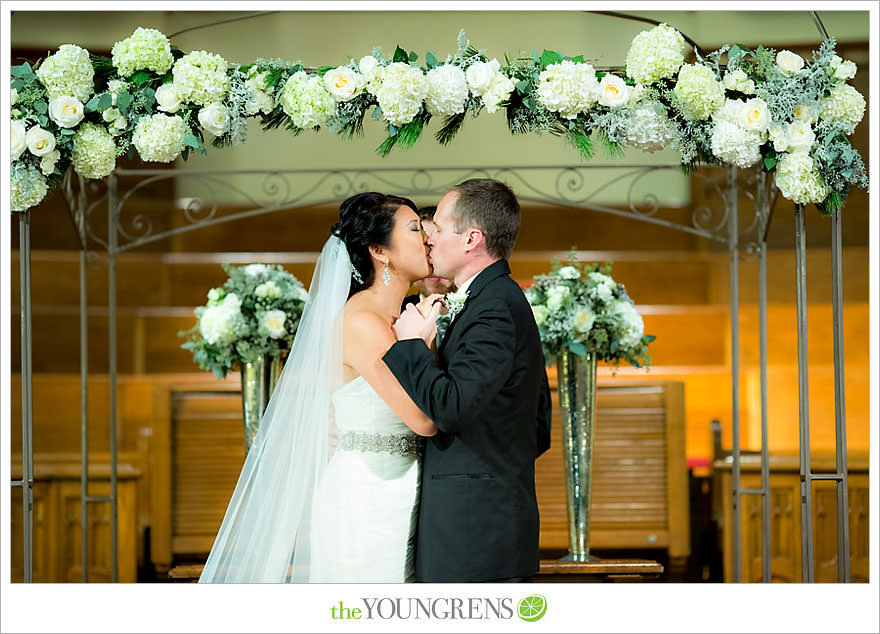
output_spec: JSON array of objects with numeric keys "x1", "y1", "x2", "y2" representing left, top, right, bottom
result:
[{"x1": 338, "y1": 431, "x2": 424, "y2": 458}]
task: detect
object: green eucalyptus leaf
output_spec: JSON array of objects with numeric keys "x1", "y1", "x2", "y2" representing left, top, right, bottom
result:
[
  {"x1": 408, "y1": 51, "x2": 418, "y2": 63},
  {"x1": 116, "y1": 91, "x2": 132, "y2": 114},
  {"x1": 425, "y1": 51, "x2": 439, "y2": 69},
  {"x1": 10, "y1": 62, "x2": 34, "y2": 79},
  {"x1": 97, "y1": 92, "x2": 112, "y2": 111},
  {"x1": 85, "y1": 94, "x2": 101, "y2": 112},
  {"x1": 33, "y1": 100, "x2": 48, "y2": 114},
  {"x1": 60, "y1": 128, "x2": 76, "y2": 136}
]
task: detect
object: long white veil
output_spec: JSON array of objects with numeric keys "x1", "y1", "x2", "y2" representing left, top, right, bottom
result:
[{"x1": 199, "y1": 235, "x2": 350, "y2": 582}]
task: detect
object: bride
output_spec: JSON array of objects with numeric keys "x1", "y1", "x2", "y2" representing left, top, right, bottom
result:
[{"x1": 199, "y1": 192, "x2": 443, "y2": 583}]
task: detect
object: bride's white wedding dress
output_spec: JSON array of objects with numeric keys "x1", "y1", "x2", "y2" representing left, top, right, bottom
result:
[{"x1": 308, "y1": 375, "x2": 422, "y2": 583}]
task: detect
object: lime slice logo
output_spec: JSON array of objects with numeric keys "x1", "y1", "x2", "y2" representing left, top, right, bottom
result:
[{"x1": 517, "y1": 594, "x2": 547, "y2": 622}]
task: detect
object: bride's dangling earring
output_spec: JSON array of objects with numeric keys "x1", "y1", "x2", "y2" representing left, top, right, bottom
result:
[{"x1": 383, "y1": 262, "x2": 391, "y2": 286}]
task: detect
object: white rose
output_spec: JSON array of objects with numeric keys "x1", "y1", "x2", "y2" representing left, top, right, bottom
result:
[
  {"x1": 245, "y1": 90, "x2": 274, "y2": 115},
  {"x1": 26, "y1": 126, "x2": 56, "y2": 157},
  {"x1": 794, "y1": 104, "x2": 818, "y2": 125},
  {"x1": 102, "y1": 107, "x2": 120, "y2": 123},
  {"x1": 155, "y1": 83, "x2": 182, "y2": 113},
  {"x1": 323, "y1": 66, "x2": 365, "y2": 101},
  {"x1": 260, "y1": 309, "x2": 287, "y2": 338},
  {"x1": 740, "y1": 98, "x2": 770, "y2": 133},
  {"x1": 11, "y1": 120, "x2": 28, "y2": 160},
  {"x1": 776, "y1": 50, "x2": 805, "y2": 76},
  {"x1": 40, "y1": 149, "x2": 60, "y2": 175},
  {"x1": 11, "y1": 88, "x2": 18, "y2": 105},
  {"x1": 107, "y1": 79, "x2": 125, "y2": 94},
  {"x1": 48, "y1": 96, "x2": 85, "y2": 128},
  {"x1": 597, "y1": 74, "x2": 629, "y2": 107},
  {"x1": 358, "y1": 55, "x2": 380, "y2": 77},
  {"x1": 557, "y1": 266, "x2": 581, "y2": 280},
  {"x1": 786, "y1": 120, "x2": 815, "y2": 152},
  {"x1": 573, "y1": 306, "x2": 596, "y2": 336},
  {"x1": 531, "y1": 305, "x2": 550, "y2": 328},
  {"x1": 197, "y1": 103, "x2": 229, "y2": 137},
  {"x1": 829, "y1": 55, "x2": 857, "y2": 81},
  {"x1": 545, "y1": 285, "x2": 571, "y2": 311},
  {"x1": 113, "y1": 116, "x2": 128, "y2": 132},
  {"x1": 466, "y1": 59, "x2": 501, "y2": 96},
  {"x1": 768, "y1": 123, "x2": 789, "y2": 152},
  {"x1": 206, "y1": 288, "x2": 221, "y2": 302}
]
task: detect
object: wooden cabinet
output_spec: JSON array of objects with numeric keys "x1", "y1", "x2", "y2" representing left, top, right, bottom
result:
[
  {"x1": 714, "y1": 453, "x2": 869, "y2": 582},
  {"x1": 10, "y1": 454, "x2": 141, "y2": 582}
]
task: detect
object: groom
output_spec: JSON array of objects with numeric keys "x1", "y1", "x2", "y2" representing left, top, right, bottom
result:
[{"x1": 383, "y1": 178, "x2": 552, "y2": 583}]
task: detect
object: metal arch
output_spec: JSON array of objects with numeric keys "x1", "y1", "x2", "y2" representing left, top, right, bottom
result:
[{"x1": 104, "y1": 165, "x2": 770, "y2": 254}]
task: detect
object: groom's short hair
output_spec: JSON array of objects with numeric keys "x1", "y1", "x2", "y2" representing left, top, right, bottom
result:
[{"x1": 449, "y1": 178, "x2": 520, "y2": 260}]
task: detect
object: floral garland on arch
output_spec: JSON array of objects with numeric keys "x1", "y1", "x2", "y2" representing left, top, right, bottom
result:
[{"x1": 10, "y1": 25, "x2": 867, "y2": 215}]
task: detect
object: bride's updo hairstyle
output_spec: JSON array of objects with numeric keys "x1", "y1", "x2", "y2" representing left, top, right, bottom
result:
[{"x1": 331, "y1": 192, "x2": 419, "y2": 297}]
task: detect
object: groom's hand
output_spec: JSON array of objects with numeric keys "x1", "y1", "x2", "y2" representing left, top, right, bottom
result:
[{"x1": 394, "y1": 302, "x2": 441, "y2": 344}]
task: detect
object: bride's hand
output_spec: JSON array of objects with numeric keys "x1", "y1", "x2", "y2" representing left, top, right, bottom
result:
[
  {"x1": 415, "y1": 293, "x2": 446, "y2": 319},
  {"x1": 394, "y1": 302, "x2": 442, "y2": 344}
]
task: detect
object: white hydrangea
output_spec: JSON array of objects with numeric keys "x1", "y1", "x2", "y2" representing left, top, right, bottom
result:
[
  {"x1": 259, "y1": 309, "x2": 287, "y2": 339},
  {"x1": 672, "y1": 63, "x2": 725, "y2": 121},
  {"x1": 374, "y1": 62, "x2": 428, "y2": 126},
  {"x1": 829, "y1": 54, "x2": 857, "y2": 82},
  {"x1": 557, "y1": 266, "x2": 581, "y2": 280},
  {"x1": 710, "y1": 99, "x2": 764, "y2": 168},
  {"x1": 722, "y1": 69, "x2": 755, "y2": 94},
  {"x1": 573, "y1": 305, "x2": 596, "y2": 339},
  {"x1": 199, "y1": 295, "x2": 243, "y2": 345},
  {"x1": 11, "y1": 162, "x2": 49, "y2": 212},
  {"x1": 71, "y1": 122, "x2": 117, "y2": 178},
  {"x1": 587, "y1": 271, "x2": 615, "y2": 287},
  {"x1": 626, "y1": 102, "x2": 678, "y2": 153},
  {"x1": 545, "y1": 284, "x2": 571, "y2": 311},
  {"x1": 132, "y1": 113, "x2": 186, "y2": 163},
  {"x1": 625, "y1": 23, "x2": 687, "y2": 85},
  {"x1": 424, "y1": 64, "x2": 468, "y2": 117},
  {"x1": 536, "y1": 60, "x2": 598, "y2": 119},
  {"x1": 775, "y1": 151, "x2": 829, "y2": 205},
  {"x1": 589, "y1": 283, "x2": 614, "y2": 303},
  {"x1": 35, "y1": 44, "x2": 95, "y2": 102},
  {"x1": 323, "y1": 66, "x2": 366, "y2": 102},
  {"x1": 110, "y1": 27, "x2": 174, "y2": 78},
  {"x1": 820, "y1": 83, "x2": 866, "y2": 130},
  {"x1": 172, "y1": 50, "x2": 230, "y2": 106},
  {"x1": 612, "y1": 300, "x2": 645, "y2": 349},
  {"x1": 711, "y1": 119, "x2": 762, "y2": 168},
  {"x1": 279, "y1": 71, "x2": 337, "y2": 129}
]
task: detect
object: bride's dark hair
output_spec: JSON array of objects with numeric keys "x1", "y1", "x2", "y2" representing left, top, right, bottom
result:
[{"x1": 331, "y1": 192, "x2": 419, "y2": 297}]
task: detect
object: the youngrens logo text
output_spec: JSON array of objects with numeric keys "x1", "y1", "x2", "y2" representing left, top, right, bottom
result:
[{"x1": 329, "y1": 595, "x2": 546, "y2": 621}]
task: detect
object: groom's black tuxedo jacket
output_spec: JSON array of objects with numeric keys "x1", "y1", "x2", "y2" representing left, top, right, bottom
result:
[{"x1": 383, "y1": 259, "x2": 552, "y2": 582}]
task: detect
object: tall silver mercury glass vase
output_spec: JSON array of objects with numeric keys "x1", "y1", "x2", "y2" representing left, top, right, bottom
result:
[
  {"x1": 556, "y1": 349, "x2": 600, "y2": 562},
  {"x1": 240, "y1": 354, "x2": 282, "y2": 452}
]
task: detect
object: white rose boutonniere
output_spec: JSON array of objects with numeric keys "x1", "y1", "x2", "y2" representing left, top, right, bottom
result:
[{"x1": 444, "y1": 290, "x2": 469, "y2": 319}]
